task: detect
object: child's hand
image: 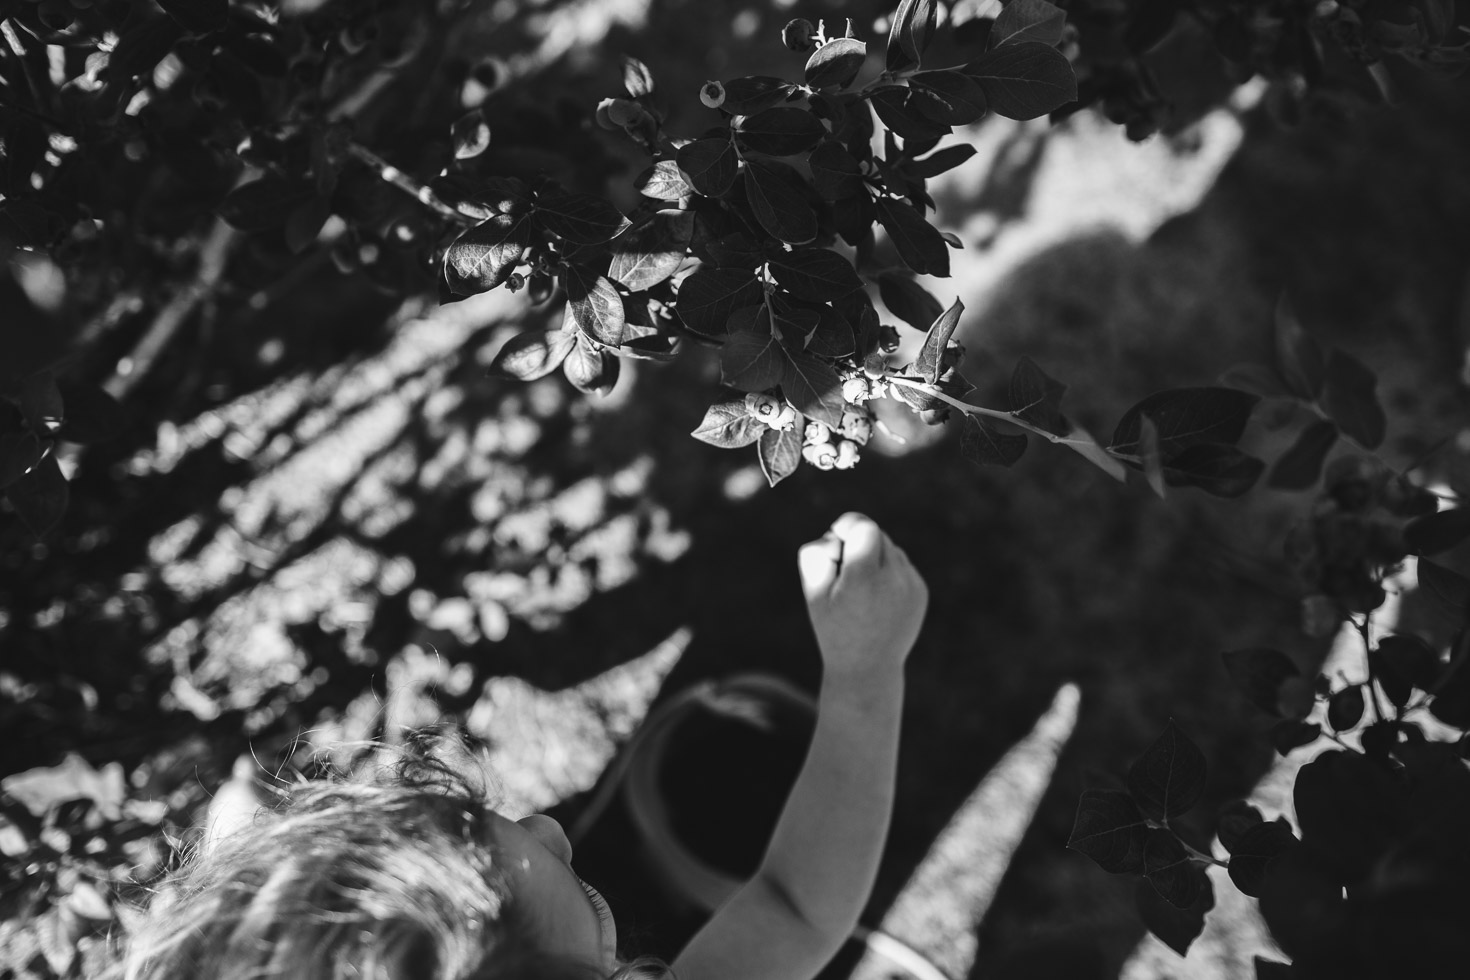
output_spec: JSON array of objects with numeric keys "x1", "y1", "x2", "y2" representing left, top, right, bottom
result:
[{"x1": 797, "y1": 513, "x2": 928, "y2": 675}]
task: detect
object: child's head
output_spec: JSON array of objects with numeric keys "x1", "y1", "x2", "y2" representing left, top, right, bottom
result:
[{"x1": 121, "y1": 739, "x2": 664, "y2": 980}]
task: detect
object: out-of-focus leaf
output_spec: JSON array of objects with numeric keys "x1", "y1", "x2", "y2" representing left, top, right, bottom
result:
[
  {"x1": 962, "y1": 416, "x2": 1027, "y2": 467},
  {"x1": 487, "y1": 328, "x2": 577, "y2": 381},
  {"x1": 990, "y1": 0, "x2": 1068, "y2": 48},
  {"x1": 1322, "y1": 349, "x2": 1386, "y2": 449},
  {"x1": 1269, "y1": 420, "x2": 1338, "y2": 490}
]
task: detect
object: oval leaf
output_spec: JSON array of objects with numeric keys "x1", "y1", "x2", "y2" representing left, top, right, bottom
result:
[
  {"x1": 563, "y1": 336, "x2": 621, "y2": 395},
  {"x1": 781, "y1": 352, "x2": 845, "y2": 429},
  {"x1": 636, "y1": 161, "x2": 695, "y2": 203},
  {"x1": 990, "y1": 0, "x2": 1068, "y2": 48},
  {"x1": 1136, "y1": 874, "x2": 1214, "y2": 957},
  {"x1": 1110, "y1": 388, "x2": 1259, "y2": 456},
  {"x1": 1067, "y1": 789, "x2": 1147, "y2": 874},
  {"x1": 910, "y1": 70, "x2": 989, "y2": 125},
  {"x1": 808, "y1": 140, "x2": 864, "y2": 201},
  {"x1": 1268, "y1": 419, "x2": 1338, "y2": 490},
  {"x1": 677, "y1": 138, "x2": 740, "y2": 197},
  {"x1": 1404, "y1": 507, "x2": 1470, "y2": 556},
  {"x1": 443, "y1": 214, "x2": 531, "y2": 296},
  {"x1": 875, "y1": 197, "x2": 948, "y2": 277},
  {"x1": 964, "y1": 41, "x2": 1078, "y2": 121},
  {"x1": 768, "y1": 248, "x2": 863, "y2": 302},
  {"x1": 721, "y1": 326, "x2": 786, "y2": 393},
  {"x1": 961, "y1": 416, "x2": 1028, "y2": 468},
  {"x1": 737, "y1": 107, "x2": 826, "y2": 157},
  {"x1": 564, "y1": 267, "x2": 626, "y2": 345},
  {"x1": 1009, "y1": 355, "x2": 1067, "y2": 434},
  {"x1": 608, "y1": 211, "x2": 694, "y2": 292},
  {"x1": 676, "y1": 268, "x2": 763, "y2": 338},
  {"x1": 805, "y1": 37, "x2": 867, "y2": 90},
  {"x1": 744, "y1": 162, "x2": 817, "y2": 245},
  {"x1": 914, "y1": 298, "x2": 964, "y2": 384},
  {"x1": 536, "y1": 191, "x2": 629, "y2": 245},
  {"x1": 488, "y1": 328, "x2": 577, "y2": 381},
  {"x1": 1321, "y1": 349, "x2": 1385, "y2": 449},
  {"x1": 1142, "y1": 829, "x2": 1203, "y2": 909},
  {"x1": 692, "y1": 393, "x2": 764, "y2": 449},
  {"x1": 1127, "y1": 721, "x2": 1206, "y2": 821},
  {"x1": 758, "y1": 424, "x2": 804, "y2": 486},
  {"x1": 721, "y1": 76, "x2": 795, "y2": 114}
]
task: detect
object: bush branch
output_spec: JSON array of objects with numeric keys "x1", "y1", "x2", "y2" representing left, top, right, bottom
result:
[{"x1": 345, "y1": 143, "x2": 471, "y2": 224}]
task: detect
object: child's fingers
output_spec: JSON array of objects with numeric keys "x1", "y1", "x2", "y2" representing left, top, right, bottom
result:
[
  {"x1": 797, "y1": 534, "x2": 843, "y2": 601},
  {"x1": 829, "y1": 512, "x2": 886, "y2": 567}
]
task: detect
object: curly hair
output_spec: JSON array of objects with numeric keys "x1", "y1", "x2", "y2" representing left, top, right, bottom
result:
[{"x1": 119, "y1": 736, "x2": 672, "y2": 980}]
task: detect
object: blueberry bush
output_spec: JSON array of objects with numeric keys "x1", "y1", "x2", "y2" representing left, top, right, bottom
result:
[{"x1": 3, "y1": 0, "x2": 1469, "y2": 977}]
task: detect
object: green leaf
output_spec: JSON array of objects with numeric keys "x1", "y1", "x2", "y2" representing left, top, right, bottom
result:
[
  {"x1": 758, "y1": 424, "x2": 804, "y2": 486},
  {"x1": 6, "y1": 452, "x2": 67, "y2": 537},
  {"x1": 1221, "y1": 648, "x2": 1301, "y2": 717},
  {"x1": 1142, "y1": 829, "x2": 1202, "y2": 909},
  {"x1": 721, "y1": 326, "x2": 786, "y2": 393},
  {"x1": 808, "y1": 141, "x2": 864, "y2": 201},
  {"x1": 1371, "y1": 635, "x2": 1440, "y2": 707},
  {"x1": 564, "y1": 267, "x2": 626, "y2": 345},
  {"x1": 676, "y1": 138, "x2": 740, "y2": 197},
  {"x1": 768, "y1": 248, "x2": 863, "y2": 302},
  {"x1": 1273, "y1": 298, "x2": 1325, "y2": 400},
  {"x1": 1225, "y1": 820, "x2": 1298, "y2": 896},
  {"x1": 875, "y1": 197, "x2": 949, "y2": 277},
  {"x1": 909, "y1": 71, "x2": 989, "y2": 125},
  {"x1": 487, "y1": 328, "x2": 577, "y2": 381},
  {"x1": 805, "y1": 37, "x2": 867, "y2": 90},
  {"x1": 675, "y1": 268, "x2": 763, "y2": 338},
  {"x1": 736, "y1": 107, "x2": 827, "y2": 156},
  {"x1": 1067, "y1": 789, "x2": 1147, "y2": 874},
  {"x1": 635, "y1": 161, "x2": 695, "y2": 203},
  {"x1": 908, "y1": 143, "x2": 978, "y2": 179},
  {"x1": 877, "y1": 272, "x2": 943, "y2": 331},
  {"x1": 562, "y1": 336, "x2": 620, "y2": 395},
  {"x1": 1009, "y1": 356, "x2": 1067, "y2": 435},
  {"x1": 1327, "y1": 685, "x2": 1365, "y2": 732},
  {"x1": 1136, "y1": 872, "x2": 1213, "y2": 955},
  {"x1": 1270, "y1": 720, "x2": 1321, "y2": 755},
  {"x1": 770, "y1": 307, "x2": 821, "y2": 348},
  {"x1": 964, "y1": 42, "x2": 1077, "y2": 121},
  {"x1": 721, "y1": 76, "x2": 795, "y2": 114},
  {"x1": 536, "y1": 191, "x2": 629, "y2": 245},
  {"x1": 1416, "y1": 558, "x2": 1470, "y2": 616},
  {"x1": 443, "y1": 214, "x2": 531, "y2": 295},
  {"x1": 452, "y1": 109, "x2": 492, "y2": 160},
  {"x1": 157, "y1": 0, "x2": 227, "y2": 33},
  {"x1": 1404, "y1": 507, "x2": 1470, "y2": 556},
  {"x1": 623, "y1": 56, "x2": 654, "y2": 98},
  {"x1": 283, "y1": 195, "x2": 331, "y2": 255},
  {"x1": 1217, "y1": 801, "x2": 1266, "y2": 853},
  {"x1": 1162, "y1": 443, "x2": 1265, "y2": 498},
  {"x1": 869, "y1": 87, "x2": 953, "y2": 142},
  {"x1": 781, "y1": 352, "x2": 845, "y2": 429},
  {"x1": 692, "y1": 392, "x2": 764, "y2": 449},
  {"x1": 1322, "y1": 349, "x2": 1386, "y2": 449},
  {"x1": 805, "y1": 306, "x2": 856, "y2": 359},
  {"x1": 744, "y1": 162, "x2": 818, "y2": 245},
  {"x1": 961, "y1": 415, "x2": 1027, "y2": 467},
  {"x1": 1110, "y1": 388, "x2": 1259, "y2": 456},
  {"x1": 1127, "y1": 721, "x2": 1206, "y2": 821},
  {"x1": 914, "y1": 298, "x2": 964, "y2": 384},
  {"x1": 608, "y1": 211, "x2": 693, "y2": 292},
  {"x1": 218, "y1": 176, "x2": 316, "y2": 232},
  {"x1": 1268, "y1": 419, "x2": 1338, "y2": 490},
  {"x1": 887, "y1": 0, "x2": 937, "y2": 72},
  {"x1": 1254, "y1": 958, "x2": 1295, "y2": 980},
  {"x1": 989, "y1": 0, "x2": 1068, "y2": 49}
]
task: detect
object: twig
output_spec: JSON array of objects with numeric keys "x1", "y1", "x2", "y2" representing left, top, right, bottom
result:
[
  {"x1": 345, "y1": 143, "x2": 471, "y2": 224},
  {"x1": 886, "y1": 375, "x2": 1128, "y2": 481},
  {"x1": 103, "y1": 218, "x2": 239, "y2": 402}
]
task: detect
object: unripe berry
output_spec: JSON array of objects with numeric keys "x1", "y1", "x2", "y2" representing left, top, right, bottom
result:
[
  {"x1": 841, "y1": 377, "x2": 870, "y2": 404},
  {"x1": 782, "y1": 18, "x2": 816, "y2": 52},
  {"x1": 878, "y1": 325, "x2": 901, "y2": 353},
  {"x1": 507, "y1": 273, "x2": 525, "y2": 292},
  {"x1": 804, "y1": 421, "x2": 832, "y2": 445},
  {"x1": 834, "y1": 439, "x2": 860, "y2": 470},
  {"x1": 745, "y1": 391, "x2": 788, "y2": 429},
  {"x1": 840, "y1": 410, "x2": 873, "y2": 446},
  {"x1": 700, "y1": 80, "x2": 726, "y2": 109},
  {"x1": 605, "y1": 97, "x2": 645, "y2": 128},
  {"x1": 803, "y1": 442, "x2": 839, "y2": 470}
]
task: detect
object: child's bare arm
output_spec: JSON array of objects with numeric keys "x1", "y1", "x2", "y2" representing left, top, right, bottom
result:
[{"x1": 673, "y1": 513, "x2": 928, "y2": 980}]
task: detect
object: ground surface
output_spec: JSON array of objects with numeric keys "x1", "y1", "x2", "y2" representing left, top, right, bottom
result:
[{"x1": 5, "y1": 10, "x2": 1470, "y2": 980}]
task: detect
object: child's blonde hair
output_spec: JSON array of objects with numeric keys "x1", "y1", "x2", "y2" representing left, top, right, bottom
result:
[{"x1": 121, "y1": 735, "x2": 670, "y2": 980}]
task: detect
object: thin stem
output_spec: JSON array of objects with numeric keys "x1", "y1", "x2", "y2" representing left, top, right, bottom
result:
[
  {"x1": 345, "y1": 143, "x2": 470, "y2": 225},
  {"x1": 1354, "y1": 615, "x2": 1388, "y2": 725}
]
